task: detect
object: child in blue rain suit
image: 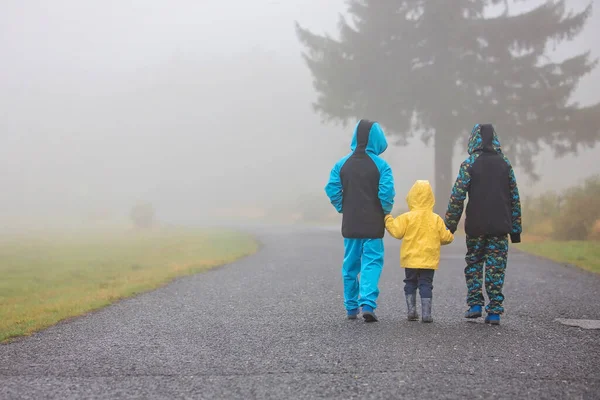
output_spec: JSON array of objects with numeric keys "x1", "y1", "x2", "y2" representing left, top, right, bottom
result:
[{"x1": 325, "y1": 119, "x2": 395, "y2": 322}]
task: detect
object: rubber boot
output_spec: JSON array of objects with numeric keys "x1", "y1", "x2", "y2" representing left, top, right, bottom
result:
[
  {"x1": 421, "y1": 298, "x2": 433, "y2": 323},
  {"x1": 485, "y1": 313, "x2": 500, "y2": 325},
  {"x1": 405, "y1": 294, "x2": 419, "y2": 321},
  {"x1": 464, "y1": 305, "x2": 483, "y2": 319}
]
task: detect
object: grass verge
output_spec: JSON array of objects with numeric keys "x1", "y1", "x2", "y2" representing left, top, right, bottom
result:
[
  {"x1": 0, "y1": 228, "x2": 258, "y2": 342},
  {"x1": 516, "y1": 239, "x2": 600, "y2": 274}
]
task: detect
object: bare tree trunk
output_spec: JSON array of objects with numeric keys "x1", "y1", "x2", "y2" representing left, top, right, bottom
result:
[{"x1": 433, "y1": 131, "x2": 455, "y2": 217}]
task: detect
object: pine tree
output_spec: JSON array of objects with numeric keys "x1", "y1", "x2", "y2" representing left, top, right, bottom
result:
[{"x1": 296, "y1": 0, "x2": 600, "y2": 214}]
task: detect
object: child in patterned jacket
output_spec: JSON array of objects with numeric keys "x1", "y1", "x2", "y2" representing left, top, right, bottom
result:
[{"x1": 444, "y1": 124, "x2": 522, "y2": 326}]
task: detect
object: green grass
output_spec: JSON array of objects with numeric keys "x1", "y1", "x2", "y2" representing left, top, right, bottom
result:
[
  {"x1": 0, "y1": 228, "x2": 259, "y2": 342},
  {"x1": 516, "y1": 240, "x2": 600, "y2": 274}
]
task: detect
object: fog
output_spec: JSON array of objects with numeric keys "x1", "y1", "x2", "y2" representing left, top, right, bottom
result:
[{"x1": 1, "y1": 0, "x2": 599, "y2": 231}]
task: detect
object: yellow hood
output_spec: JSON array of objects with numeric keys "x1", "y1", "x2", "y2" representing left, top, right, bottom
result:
[{"x1": 406, "y1": 180, "x2": 435, "y2": 211}]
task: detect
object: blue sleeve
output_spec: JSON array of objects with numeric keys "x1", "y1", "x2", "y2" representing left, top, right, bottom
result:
[
  {"x1": 505, "y1": 158, "x2": 522, "y2": 243},
  {"x1": 325, "y1": 162, "x2": 344, "y2": 213},
  {"x1": 368, "y1": 155, "x2": 395, "y2": 214},
  {"x1": 378, "y1": 162, "x2": 395, "y2": 214},
  {"x1": 444, "y1": 157, "x2": 475, "y2": 233},
  {"x1": 509, "y1": 167, "x2": 522, "y2": 234}
]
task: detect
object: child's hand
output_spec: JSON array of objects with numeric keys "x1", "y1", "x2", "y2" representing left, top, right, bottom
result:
[
  {"x1": 384, "y1": 214, "x2": 394, "y2": 225},
  {"x1": 385, "y1": 213, "x2": 407, "y2": 239}
]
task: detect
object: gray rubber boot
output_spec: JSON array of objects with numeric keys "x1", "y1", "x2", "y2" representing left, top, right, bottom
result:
[
  {"x1": 421, "y1": 298, "x2": 433, "y2": 323},
  {"x1": 405, "y1": 294, "x2": 419, "y2": 321}
]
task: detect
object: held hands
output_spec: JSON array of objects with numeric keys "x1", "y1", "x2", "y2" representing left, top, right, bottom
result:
[{"x1": 444, "y1": 220, "x2": 456, "y2": 234}]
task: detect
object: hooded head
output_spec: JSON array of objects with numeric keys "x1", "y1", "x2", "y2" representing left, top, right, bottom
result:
[
  {"x1": 467, "y1": 124, "x2": 502, "y2": 155},
  {"x1": 350, "y1": 119, "x2": 388, "y2": 155},
  {"x1": 406, "y1": 180, "x2": 435, "y2": 211}
]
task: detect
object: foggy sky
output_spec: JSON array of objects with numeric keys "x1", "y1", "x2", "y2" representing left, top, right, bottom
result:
[{"x1": 1, "y1": 0, "x2": 599, "y2": 229}]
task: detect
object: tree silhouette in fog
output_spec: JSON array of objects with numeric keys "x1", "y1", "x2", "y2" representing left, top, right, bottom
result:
[{"x1": 296, "y1": 0, "x2": 600, "y2": 213}]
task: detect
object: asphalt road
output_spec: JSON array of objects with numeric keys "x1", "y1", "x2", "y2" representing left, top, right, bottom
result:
[{"x1": 1, "y1": 225, "x2": 599, "y2": 399}]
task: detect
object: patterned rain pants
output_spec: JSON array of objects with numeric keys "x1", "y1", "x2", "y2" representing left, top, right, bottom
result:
[{"x1": 465, "y1": 235, "x2": 509, "y2": 314}]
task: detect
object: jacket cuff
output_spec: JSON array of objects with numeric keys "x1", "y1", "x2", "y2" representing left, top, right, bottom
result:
[
  {"x1": 445, "y1": 222, "x2": 456, "y2": 234},
  {"x1": 510, "y1": 233, "x2": 521, "y2": 244}
]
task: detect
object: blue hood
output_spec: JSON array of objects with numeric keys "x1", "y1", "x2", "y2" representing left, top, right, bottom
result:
[{"x1": 350, "y1": 120, "x2": 388, "y2": 155}]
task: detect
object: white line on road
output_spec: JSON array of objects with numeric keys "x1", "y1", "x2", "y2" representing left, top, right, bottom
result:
[{"x1": 555, "y1": 318, "x2": 600, "y2": 330}]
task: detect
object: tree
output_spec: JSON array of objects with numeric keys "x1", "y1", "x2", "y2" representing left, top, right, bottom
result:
[{"x1": 296, "y1": 0, "x2": 600, "y2": 214}]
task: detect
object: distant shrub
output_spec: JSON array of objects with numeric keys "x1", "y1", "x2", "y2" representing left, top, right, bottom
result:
[
  {"x1": 528, "y1": 218, "x2": 555, "y2": 238},
  {"x1": 292, "y1": 193, "x2": 341, "y2": 223},
  {"x1": 521, "y1": 191, "x2": 561, "y2": 237},
  {"x1": 589, "y1": 219, "x2": 600, "y2": 241},
  {"x1": 130, "y1": 202, "x2": 155, "y2": 230},
  {"x1": 552, "y1": 175, "x2": 600, "y2": 241}
]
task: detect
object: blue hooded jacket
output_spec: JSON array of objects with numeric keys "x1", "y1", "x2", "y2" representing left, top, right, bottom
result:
[{"x1": 325, "y1": 120, "x2": 395, "y2": 238}]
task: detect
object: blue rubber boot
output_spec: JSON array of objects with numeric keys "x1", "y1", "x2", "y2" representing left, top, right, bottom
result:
[
  {"x1": 485, "y1": 313, "x2": 500, "y2": 325},
  {"x1": 347, "y1": 308, "x2": 359, "y2": 320},
  {"x1": 464, "y1": 305, "x2": 483, "y2": 319},
  {"x1": 361, "y1": 305, "x2": 378, "y2": 322}
]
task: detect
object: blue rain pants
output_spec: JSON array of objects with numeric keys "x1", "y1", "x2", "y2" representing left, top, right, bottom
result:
[{"x1": 342, "y1": 238, "x2": 384, "y2": 310}]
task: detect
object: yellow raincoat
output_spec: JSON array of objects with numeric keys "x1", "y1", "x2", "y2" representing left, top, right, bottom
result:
[{"x1": 385, "y1": 180, "x2": 454, "y2": 270}]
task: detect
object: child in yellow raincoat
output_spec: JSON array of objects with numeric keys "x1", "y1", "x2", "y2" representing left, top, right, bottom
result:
[{"x1": 385, "y1": 180, "x2": 454, "y2": 322}]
